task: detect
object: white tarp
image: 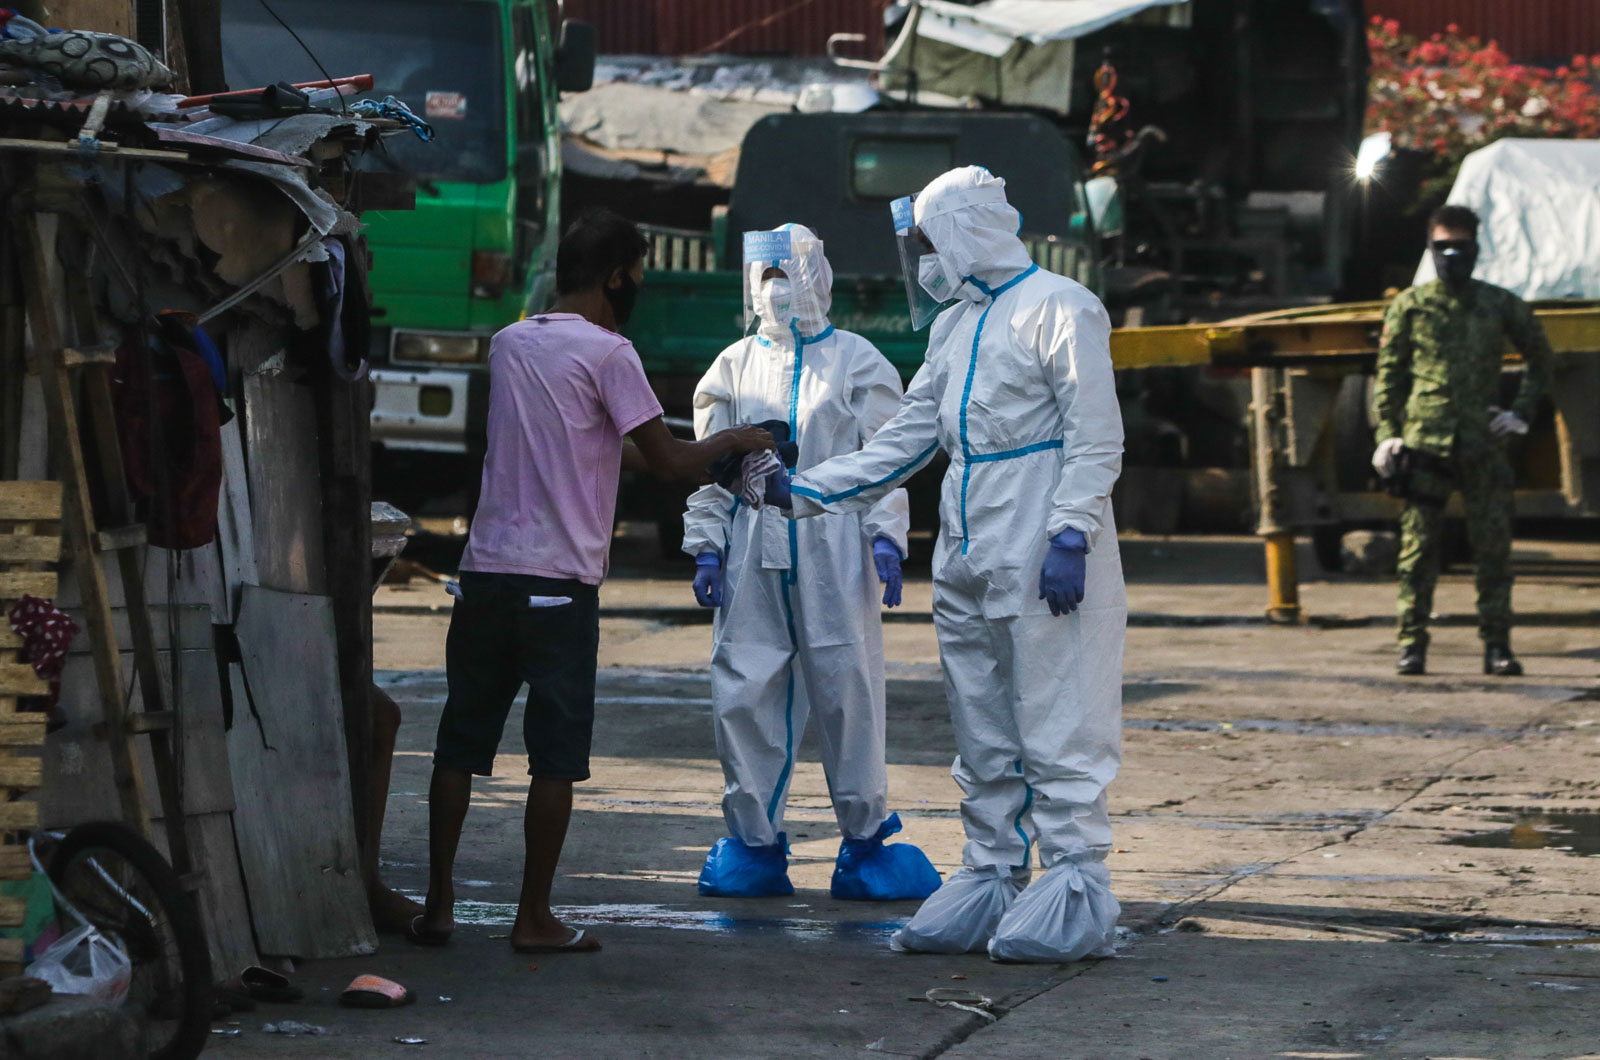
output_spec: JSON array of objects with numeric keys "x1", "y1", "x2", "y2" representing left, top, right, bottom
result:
[
  {"x1": 887, "y1": 0, "x2": 1188, "y2": 114},
  {"x1": 1415, "y1": 138, "x2": 1600, "y2": 299},
  {"x1": 917, "y1": 0, "x2": 1189, "y2": 50}
]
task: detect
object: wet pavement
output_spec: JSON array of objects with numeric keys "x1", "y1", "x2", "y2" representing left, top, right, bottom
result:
[{"x1": 212, "y1": 533, "x2": 1600, "y2": 1058}]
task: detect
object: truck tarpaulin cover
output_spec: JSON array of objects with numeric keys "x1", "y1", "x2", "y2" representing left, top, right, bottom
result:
[
  {"x1": 889, "y1": 0, "x2": 1188, "y2": 113},
  {"x1": 1414, "y1": 138, "x2": 1600, "y2": 299},
  {"x1": 917, "y1": 0, "x2": 1188, "y2": 51}
]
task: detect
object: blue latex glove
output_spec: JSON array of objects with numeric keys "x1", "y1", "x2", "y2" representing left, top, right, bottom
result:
[
  {"x1": 872, "y1": 537, "x2": 903, "y2": 608},
  {"x1": 763, "y1": 467, "x2": 793, "y2": 510},
  {"x1": 693, "y1": 551, "x2": 723, "y2": 608},
  {"x1": 1038, "y1": 528, "x2": 1087, "y2": 617}
]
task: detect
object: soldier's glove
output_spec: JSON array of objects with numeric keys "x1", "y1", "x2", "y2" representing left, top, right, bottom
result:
[
  {"x1": 1487, "y1": 407, "x2": 1529, "y2": 437},
  {"x1": 1372, "y1": 437, "x2": 1406, "y2": 478}
]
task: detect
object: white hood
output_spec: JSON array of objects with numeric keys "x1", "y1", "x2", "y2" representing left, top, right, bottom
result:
[
  {"x1": 913, "y1": 166, "x2": 1036, "y2": 302},
  {"x1": 746, "y1": 222, "x2": 834, "y2": 343}
]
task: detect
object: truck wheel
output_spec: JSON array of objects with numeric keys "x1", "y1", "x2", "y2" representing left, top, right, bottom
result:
[
  {"x1": 1311, "y1": 524, "x2": 1345, "y2": 574},
  {"x1": 1332, "y1": 375, "x2": 1376, "y2": 492}
]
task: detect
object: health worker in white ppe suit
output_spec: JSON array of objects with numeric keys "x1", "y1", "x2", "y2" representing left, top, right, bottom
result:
[
  {"x1": 682, "y1": 223, "x2": 941, "y2": 901},
  {"x1": 767, "y1": 169, "x2": 1127, "y2": 962}
]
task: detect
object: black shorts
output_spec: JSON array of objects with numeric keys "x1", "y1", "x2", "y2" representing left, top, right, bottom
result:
[{"x1": 433, "y1": 571, "x2": 600, "y2": 780}]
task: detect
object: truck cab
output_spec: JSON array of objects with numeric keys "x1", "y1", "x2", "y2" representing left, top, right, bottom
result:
[{"x1": 220, "y1": 0, "x2": 593, "y2": 506}]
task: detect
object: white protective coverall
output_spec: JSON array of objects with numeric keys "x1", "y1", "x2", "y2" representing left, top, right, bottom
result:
[
  {"x1": 682, "y1": 225, "x2": 918, "y2": 864},
  {"x1": 788, "y1": 168, "x2": 1127, "y2": 961}
]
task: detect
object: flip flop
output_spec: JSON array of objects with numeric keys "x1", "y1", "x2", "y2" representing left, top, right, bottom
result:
[
  {"x1": 405, "y1": 914, "x2": 452, "y2": 948},
  {"x1": 510, "y1": 928, "x2": 601, "y2": 954},
  {"x1": 237, "y1": 965, "x2": 303, "y2": 1003},
  {"x1": 340, "y1": 974, "x2": 415, "y2": 1009}
]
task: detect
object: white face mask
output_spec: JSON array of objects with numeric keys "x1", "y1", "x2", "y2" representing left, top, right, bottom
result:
[
  {"x1": 917, "y1": 253, "x2": 954, "y2": 302},
  {"x1": 756, "y1": 278, "x2": 794, "y2": 323}
]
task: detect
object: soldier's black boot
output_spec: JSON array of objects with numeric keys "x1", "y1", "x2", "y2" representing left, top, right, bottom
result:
[
  {"x1": 1396, "y1": 644, "x2": 1427, "y2": 675},
  {"x1": 1484, "y1": 643, "x2": 1523, "y2": 677}
]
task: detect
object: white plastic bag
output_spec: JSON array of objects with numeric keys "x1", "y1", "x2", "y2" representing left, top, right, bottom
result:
[
  {"x1": 987, "y1": 859, "x2": 1120, "y2": 963},
  {"x1": 26, "y1": 922, "x2": 133, "y2": 1003},
  {"x1": 891, "y1": 867, "x2": 1025, "y2": 954}
]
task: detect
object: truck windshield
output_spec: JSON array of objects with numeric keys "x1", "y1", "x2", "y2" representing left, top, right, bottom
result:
[{"x1": 219, "y1": 0, "x2": 506, "y2": 185}]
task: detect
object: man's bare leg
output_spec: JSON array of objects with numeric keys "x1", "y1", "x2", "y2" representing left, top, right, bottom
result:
[
  {"x1": 508, "y1": 777, "x2": 600, "y2": 950},
  {"x1": 420, "y1": 765, "x2": 472, "y2": 937},
  {"x1": 366, "y1": 684, "x2": 425, "y2": 933}
]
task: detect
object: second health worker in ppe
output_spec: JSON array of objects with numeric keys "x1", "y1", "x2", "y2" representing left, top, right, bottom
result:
[
  {"x1": 771, "y1": 168, "x2": 1127, "y2": 962},
  {"x1": 683, "y1": 223, "x2": 940, "y2": 901}
]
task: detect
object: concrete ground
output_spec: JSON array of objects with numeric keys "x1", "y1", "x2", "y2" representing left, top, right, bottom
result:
[{"x1": 209, "y1": 533, "x2": 1600, "y2": 1059}]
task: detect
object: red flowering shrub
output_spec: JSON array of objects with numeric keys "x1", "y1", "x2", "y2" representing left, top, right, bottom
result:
[{"x1": 1367, "y1": 16, "x2": 1600, "y2": 203}]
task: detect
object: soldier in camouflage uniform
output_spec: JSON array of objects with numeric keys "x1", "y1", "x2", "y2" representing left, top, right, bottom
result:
[{"x1": 1372, "y1": 205, "x2": 1553, "y2": 677}]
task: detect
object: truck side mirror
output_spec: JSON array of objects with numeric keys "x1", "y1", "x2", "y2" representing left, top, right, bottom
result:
[{"x1": 556, "y1": 19, "x2": 596, "y2": 93}]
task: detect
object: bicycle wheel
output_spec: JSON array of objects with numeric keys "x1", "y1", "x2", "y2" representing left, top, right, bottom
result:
[{"x1": 48, "y1": 821, "x2": 213, "y2": 1060}]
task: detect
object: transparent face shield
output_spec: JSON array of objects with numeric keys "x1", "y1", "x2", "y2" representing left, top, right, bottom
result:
[
  {"x1": 742, "y1": 228, "x2": 825, "y2": 338},
  {"x1": 892, "y1": 195, "x2": 952, "y2": 331}
]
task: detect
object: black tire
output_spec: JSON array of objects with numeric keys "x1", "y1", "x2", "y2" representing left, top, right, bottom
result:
[
  {"x1": 49, "y1": 822, "x2": 213, "y2": 1060},
  {"x1": 1311, "y1": 524, "x2": 1345, "y2": 574},
  {"x1": 1331, "y1": 375, "x2": 1376, "y2": 492}
]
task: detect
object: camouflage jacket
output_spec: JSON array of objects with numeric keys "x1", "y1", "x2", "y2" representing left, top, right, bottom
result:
[{"x1": 1374, "y1": 279, "x2": 1553, "y2": 457}]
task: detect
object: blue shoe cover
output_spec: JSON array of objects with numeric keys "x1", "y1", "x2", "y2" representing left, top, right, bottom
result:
[
  {"x1": 698, "y1": 835, "x2": 795, "y2": 897},
  {"x1": 830, "y1": 813, "x2": 943, "y2": 901}
]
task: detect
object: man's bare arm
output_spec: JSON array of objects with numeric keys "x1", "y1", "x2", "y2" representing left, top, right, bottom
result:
[{"x1": 629, "y1": 416, "x2": 774, "y2": 482}]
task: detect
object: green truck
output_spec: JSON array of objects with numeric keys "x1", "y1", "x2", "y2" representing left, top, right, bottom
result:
[{"x1": 220, "y1": 0, "x2": 594, "y2": 508}]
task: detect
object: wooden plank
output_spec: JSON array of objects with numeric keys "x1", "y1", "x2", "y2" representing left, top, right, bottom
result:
[
  {"x1": 0, "y1": 937, "x2": 22, "y2": 964},
  {"x1": 0, "y1": 802, "x2": 38, "y2": 829},
  {"x1": 0, "y1": 481, "x2": 62, "y2": 521},
  {"x1": 94, "y1": 525, "x2": 146, "y2": 552},
  {"x1": 227, "y1": 587, "x2": 374, "y2": 958},
  {"x1": 215, "y1": 416, "x2": 258, "y2": 623},
  {"x1": 242, "y1": 367, "x2": 326, "y2": 595},
  {"x1": 0, "y1": 536, "x2": 60, "y2": 563},
  {"x1": 0, "y1": 571, "x2": 58, "y2": 600},
  {"x1": 185, "y1": 811, "x2": 260, "y2": 977},
  {"x1": 0, "y1": 664, "x2": 47, "y2": 696},
  {"x1": 43, "y1": 641, "x2": 237, "y2": 825},
  {"x1": 0, "y1": 846, "x2": 28, "y2": 880},
  {"x1": 0, "y1": 718, "x2": 45, "y2": 747},
  {"x1": 0, "y1": 756, "x2": 42, "y2": 788},
  {"x1": 0, "y1": 628, "x2": 20, "y2": 649},
  {"x1": 0, "y1": 894, "x2": 25, "y2": 926}
]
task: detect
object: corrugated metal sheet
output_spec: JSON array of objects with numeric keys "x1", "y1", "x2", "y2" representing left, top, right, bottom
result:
[
  {"x1": 557, "y1": 0, "x2": 885, "y2": 57},
  {"x1": 1371, "y1": 0, "x2": 1600, "y2": 62}
]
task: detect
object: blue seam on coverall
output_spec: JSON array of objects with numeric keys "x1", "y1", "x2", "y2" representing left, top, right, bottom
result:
[
  {"x1": 766, "y1": 319, "x2": 831, "y2": 825},
  {"x1": 1013, "y1": 759, "x2": 1034, "y2": 869},
  {"x1": 791, "y1": 441, "x2": 940, "y2": 504},
  {"x1": 967, "y1": 439, "x2": 1064, "y2": 464},
  {"x1": 957, "y1": 264, "x2": 1038, "y2": 554}
]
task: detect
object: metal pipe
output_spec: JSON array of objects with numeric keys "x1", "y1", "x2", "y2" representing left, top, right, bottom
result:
[{"x1": 1264, "y1": 531, "x2": 1301, "y2": 624}]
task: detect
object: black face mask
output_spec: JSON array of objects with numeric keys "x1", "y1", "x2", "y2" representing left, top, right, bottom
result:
[
  {"x1": 1430, "y1": 239, "x2": 1478, "y2": 288},
  {"x1": 604, "y1": 271, "x2": 639, "y2": 328}
]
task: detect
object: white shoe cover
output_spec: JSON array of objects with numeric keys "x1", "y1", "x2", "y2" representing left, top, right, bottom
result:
[
  {"x1": 987, "y1": 860, "x2": 1119, "y2": 963},
  {"x1": 890, "y1": 867, "x2": 1025, "y2": 954}
]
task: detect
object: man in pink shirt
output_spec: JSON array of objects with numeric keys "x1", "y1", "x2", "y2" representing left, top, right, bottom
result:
[{"x1": 411, "y1": 211, "x2": 772, "y2": 953}]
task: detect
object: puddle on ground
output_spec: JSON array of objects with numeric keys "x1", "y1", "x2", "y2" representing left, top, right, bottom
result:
[
  {"x1": 403, "y1": 897, "x2": 903, "y2": 943},
  {"x1": 1126, "y1": 717, "x2": 1526, "y2": 739},
  {"x1": 1448, "y1": 809, "x2": 1600, "y2": 857},
  {"x1": 1428, "y1": 929, "x2": 1600, "y2": 947}
]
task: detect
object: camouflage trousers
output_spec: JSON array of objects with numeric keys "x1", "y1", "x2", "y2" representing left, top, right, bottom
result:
[{"x1": 1396, "y1": 445, "x2": 1514, "y2": 648}]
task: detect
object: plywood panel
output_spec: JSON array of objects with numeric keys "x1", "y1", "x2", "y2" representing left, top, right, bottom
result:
[
  {"x1": 43, "y1": 621, "x2": 236, "y2": 826},
  {"x1": 146, "y1": 809, "x2": 260, "y2": 979},
  {"x1": 226, "y1": 586, "x2": 373, "y2": 958},
  {"x1": 242, "y1": 370, "x2": 325, "y2": 595}
]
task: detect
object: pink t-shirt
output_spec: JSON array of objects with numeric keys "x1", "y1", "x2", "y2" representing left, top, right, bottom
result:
[{"x1": 460, "y1": 313, "x2": 663, "y2": 584}]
